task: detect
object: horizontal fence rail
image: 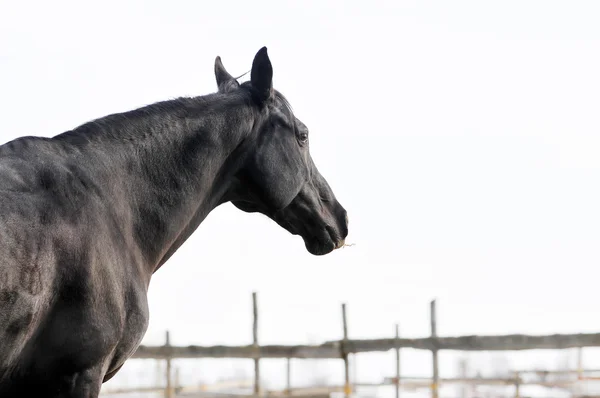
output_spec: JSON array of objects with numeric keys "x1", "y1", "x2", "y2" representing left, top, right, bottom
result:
[{"x1": 132, "y1": 333, "x2": 600, "y2": 360}]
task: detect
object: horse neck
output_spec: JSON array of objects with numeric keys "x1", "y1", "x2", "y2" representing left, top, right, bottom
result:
[{"x1": 68, "y1": 95, "x2": 255, "y2": 275}]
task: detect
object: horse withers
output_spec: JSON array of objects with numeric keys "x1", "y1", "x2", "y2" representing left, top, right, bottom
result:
[{"x1": 0, "y1": 47, "x2": 348, "y2": 397}]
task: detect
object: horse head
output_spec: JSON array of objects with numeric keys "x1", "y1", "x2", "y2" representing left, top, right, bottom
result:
[{"x1": 218, "y1": 48, "x2": 348, "y2": 255}]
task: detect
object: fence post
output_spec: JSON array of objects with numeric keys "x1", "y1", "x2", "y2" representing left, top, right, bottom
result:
[
  {"x1": 459, "y1": 358, "x2": 468, "y2": 398},
  {"x1": 342, "y1": 303, "x2": 352, "y2": 398},
  {"x1": 174, "y1": 366, "x2": 180, "y2": 395},
  {"x1": 577, "y1": 347, "x2": 584, "y2": 397},
  {"x1": 165, "y1": 330, "x2": 174, "y2": 398},
  {"x1": 430, "y1": 300, "x2": 439, "y2": 398},
  {"x1": 578, "y1": 347, "x2": 583, "y2": 380},
  {"x1": 253, "y1": 292, "x2": 260, "y2": 396},
  {"x1": 286, "y1": 357, "x2": 292, "y2": 395},
  {"x1": 395, "y1": 324, "x2": 401, "y2": 398}
]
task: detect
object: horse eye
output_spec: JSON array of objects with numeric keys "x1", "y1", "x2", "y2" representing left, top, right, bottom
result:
[{"x1": 298, "y1": 132, "x2": 308, "y2": 143}]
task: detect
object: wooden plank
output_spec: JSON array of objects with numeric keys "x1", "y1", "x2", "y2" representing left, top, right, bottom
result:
[
  {"x1": 578, "y1": 347, "x2": 584, "y2": 380},
  {"x1": 395, "y1": 324, "x2": 401, "y2": 398},
  {"x1": 101, "y1": 386, "x2": 165, "y2": 394},
  {"x1": 458, "y1": 358, "x2": 467, "y2": 398},
  {"x1": 253, "y1": 292, "x2": 260, "y2": 396},
  {"x1": 286, "y1": 358, "x2": 291, "y2": 395},
  {"x1": 131, "y1": 333, "x2": 600, "y2": 360},
  {"x1": 165, "y1": 330, "x2": 174, "y2": 398},
  {"x1": 430, "y1": 300, "x2": 439, "y2": 398},
  {"x1": 381, "y1": 377, "x2": 578, "y2": 387},
  {"x1": 343, "y1": 333, "x2": 600, "y2": 352},
  {"x1": 101, "y1": 376, "x2": 587, "y2": 397},
  {"x1": 272, "y1": 386, "x2": 345, "y2": 397},
  {"x1": 342, "y1": 303, "x2": 351, "y2": 398},
  {"x1": 132, "y1": 343, "x2": 340, "y2": 359}
]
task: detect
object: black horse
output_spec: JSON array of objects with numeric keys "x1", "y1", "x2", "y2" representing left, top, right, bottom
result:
[{"x1": 0, "y1": 47, "x2": 348, "y2": 397}]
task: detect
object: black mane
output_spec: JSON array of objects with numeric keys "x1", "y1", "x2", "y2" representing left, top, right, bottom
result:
[{"x1": 52, "y1": 92, "x2": 251, "y2": 146}]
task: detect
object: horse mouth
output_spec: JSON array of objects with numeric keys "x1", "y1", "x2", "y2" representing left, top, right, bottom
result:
[
  {"x1": 326, "y1": 225, "x2": 345, "y2": 249},
  {"x1": 271, "y1": 203, "x2": 348, "y2": 256},
  {"x1": 303, "y1": 225, "x2": 345, "y2": 256}
]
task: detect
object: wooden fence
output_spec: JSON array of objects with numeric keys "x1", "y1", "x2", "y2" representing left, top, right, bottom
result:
[{"x1": 102, "y1": 292, "x2": 600, "y2": 398}]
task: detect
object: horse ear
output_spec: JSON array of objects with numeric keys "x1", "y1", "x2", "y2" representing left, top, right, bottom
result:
[
  {"x1": 250, "y1": 47, "x2": 273, "y2": 103},
  {"x1": 214, "y1": 56, "x2": 239, "y2": 93}
]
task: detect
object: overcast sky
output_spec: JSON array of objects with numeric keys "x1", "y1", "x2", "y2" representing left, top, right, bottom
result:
[{"x1": 2, "y1": 0, "x2": 600, "y2": 394}]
